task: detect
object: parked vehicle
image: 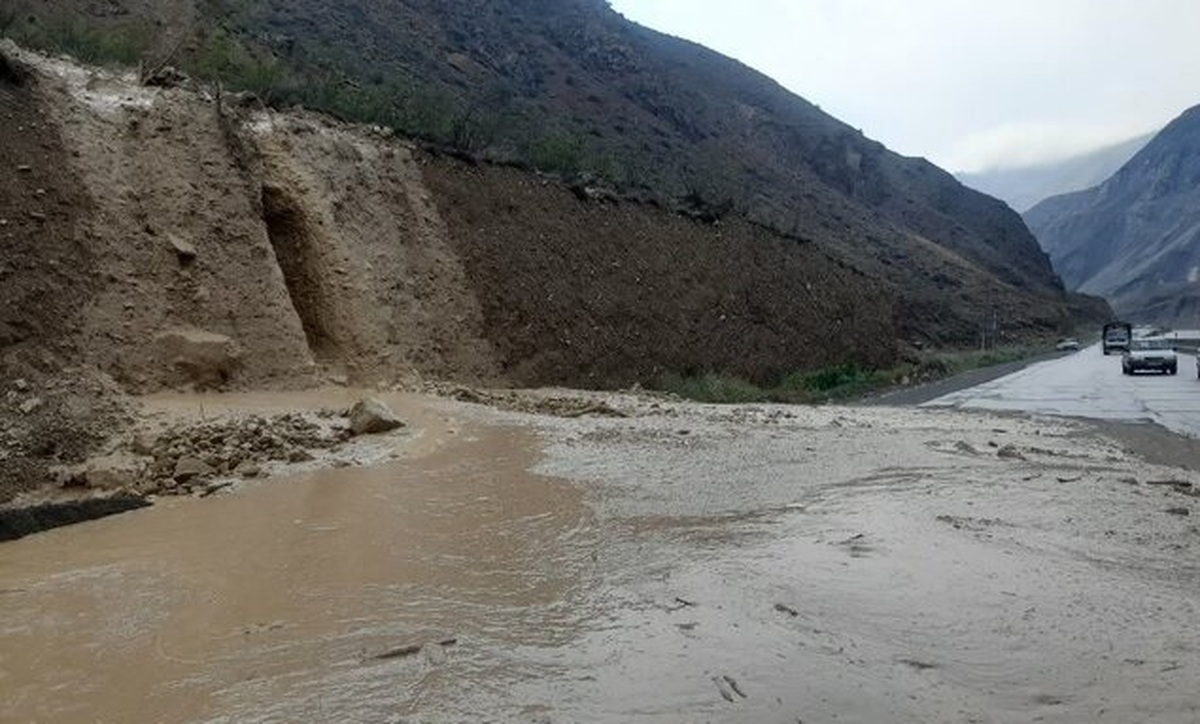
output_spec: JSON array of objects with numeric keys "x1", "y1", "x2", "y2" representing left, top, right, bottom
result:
[
  {"x1": 1102, "y1": 321, "x2": 1132, "y2": 355},
  {"x1": 1121, "y1": 337, "x2": 1177, "y2": 375},
  {"x1": 1055, "y1": 338, "x2": 1080, "y2": 351}
]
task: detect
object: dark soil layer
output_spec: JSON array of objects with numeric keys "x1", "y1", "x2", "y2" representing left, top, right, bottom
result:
[
  {"x1": 0, "y1": 52, "x2": 94, "y2": 352},
  {"x1": 0, "y1": 56, "x2": 129, "y2": 505},
  {"x1": 422, "y1": 155, "x2": 898, "y2": 387}
]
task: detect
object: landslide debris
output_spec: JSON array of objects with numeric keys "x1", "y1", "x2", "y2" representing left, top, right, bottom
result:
[
  {"x1": 0, "y1": 360, "x2": 134, "y2": 504},
  {"x1": 438, "y1": 384, "x2": 629, "y2": 419},
  {"x1": 137, "y1": 411, "x2": 351, "y2": 494}
]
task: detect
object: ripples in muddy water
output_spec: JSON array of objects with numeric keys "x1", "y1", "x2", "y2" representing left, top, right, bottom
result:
[{"x1": 0, "y1": 422, "x2": 600, "y2": 723}]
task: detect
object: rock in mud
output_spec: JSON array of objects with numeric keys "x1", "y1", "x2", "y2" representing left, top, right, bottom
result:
[
  {"x1": 348, "y1": 398, "x2": 405, "y2": 436},
  {"x1": 167, "y1": 233, "x2": 197, "y2": 264},
  {"x1": 234, "y1": 460, "x2": 262, "y2": 478},
  {"x1": 173, "y1": 455, "x2": 216, "y2": 482},
  {"x1": 996, "y1": 444, "x2": 1026, "y2": 460}
]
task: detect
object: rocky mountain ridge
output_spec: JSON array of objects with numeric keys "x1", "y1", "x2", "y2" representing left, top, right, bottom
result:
[{"x1": 1024, "y1": 105, "x2": 1200, "y2": 324}]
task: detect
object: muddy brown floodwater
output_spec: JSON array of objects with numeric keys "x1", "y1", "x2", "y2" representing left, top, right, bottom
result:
[{"x1": 3, "y1": 391, "x2": 1200, "y2": 723}]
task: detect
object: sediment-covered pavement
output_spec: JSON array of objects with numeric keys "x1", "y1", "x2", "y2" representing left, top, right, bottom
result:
[{"x1": 2, "y1": 389, "x2": 1198, "y2": 722}]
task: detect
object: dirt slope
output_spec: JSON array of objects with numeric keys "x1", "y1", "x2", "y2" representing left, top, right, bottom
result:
[
  {"x1": 4, "y1": 0, "x2": 1112, "y2": 348},
  {"x1": 20, "y1": 45, "x2": 318, "y2": 390},
  {"x1": 1, "y1": 41, "x2": 907, "y2": 397},
  {"x1": 249, "y1": 112, "x2": 498, "y2": 384},
  {"x1": 2, "y1": 42, "x2": 506, "y2": 393},
  {"x1": 422, "y1": 156, "x2": 896, "y2": 386}
]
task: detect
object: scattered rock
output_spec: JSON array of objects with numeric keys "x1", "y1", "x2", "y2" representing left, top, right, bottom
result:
[
  {"x1": 28, "y1": 211, "x2": 46, "y2": 222},
  {"x1": 199, "y1": 480, "x2": 233, "y2": 498},
  {"x1": 12, "y1": 378, "x2": 28, "y2": 392},
  {"x1": 143, "y1": 65, "x2": 188, "y2": 88},
  {"x1": 287, "y1": 448, "x2": 315, "y2": 463},
  {"x1": 18, "y1": 397, "x2": 41, "y2": 414},
  {"x1": 899, "y1": 658, "x2": 938, "y2": 671},
  {"x1": 996, "y1": 444, "x2": 1025, "y2": 460},
  {"x1": 234, "y1": 460, "x2": 263, "y2": 478},
  {"x1": 443, "y1": 384, "x2": 628, "y2": 418},
  {"x1": 370, "y1": 637, "x2": 457, "y2": 661},
  {"x1": 139, "y1": 412, "x2": 347, "y2": 492},
  {"x1": 173, "y1": 455, "x2": 216, "y2": 483},
  {"x1": 167, "y1": 234, "x2": 197, "y2": 264},
  {"x1": 774, "y1": 602, "x2": 799, "y2": 617},
  {"x1": 16, "y1": 164, "x2": 32, "y2": 173},
  {"x1": 348, "y1": 398, "x2": 405, "y2": 436}
]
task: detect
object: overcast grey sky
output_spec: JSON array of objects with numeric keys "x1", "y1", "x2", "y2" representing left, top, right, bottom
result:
[{"x1": 607, "y1": 0, "x2": 1200, "y2": 173}]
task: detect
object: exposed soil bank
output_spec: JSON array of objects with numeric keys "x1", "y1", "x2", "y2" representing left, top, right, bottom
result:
[{"x1": 0, "y1": 40, "x2": 900, "y2": 401}]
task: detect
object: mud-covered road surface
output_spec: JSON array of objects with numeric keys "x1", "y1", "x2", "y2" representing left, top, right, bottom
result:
[
  {"x1": 927, "y1": 342, "x2": 1200, "y2": 437},
  {"x1": 3, "y1": 391, "x2": 1200, "y2": 723}
]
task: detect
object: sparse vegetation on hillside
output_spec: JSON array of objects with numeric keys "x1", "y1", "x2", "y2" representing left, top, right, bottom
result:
[
  {"x1": 654, "y1": 345, "x2": 1047, "y2": 404},
  {"x1": 2, "y1": 14, "x2": 151, "y2": 66},
  {"x1": 2, "y1": 0, "x2": 1111, "y2": 356}
]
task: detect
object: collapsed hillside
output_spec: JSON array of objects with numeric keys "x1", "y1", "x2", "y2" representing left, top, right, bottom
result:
[
  {"x1": 1, "y1": 41, "x2": 897, "y2": 399},
  {"x1": 4, "y1": 0, "x2": 1107, "y2": 349}
]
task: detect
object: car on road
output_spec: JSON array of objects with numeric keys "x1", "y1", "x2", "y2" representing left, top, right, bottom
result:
[
  {"x1": 1121, "y1": 337, "x2": 1178, "y2": 375},
  {"x1": 1056, "y1": 338, "x2": 1080, "y2": 351}
]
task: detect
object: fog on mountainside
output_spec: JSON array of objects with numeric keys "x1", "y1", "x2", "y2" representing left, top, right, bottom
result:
[{"x1": 958, "y1": 134, "x2": 1153, "y2": 212}]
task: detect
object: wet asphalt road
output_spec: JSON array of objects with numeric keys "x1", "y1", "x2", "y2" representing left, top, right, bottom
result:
[{"x1": 924, "y1": 344, "x2": 1200, "y2": 437}]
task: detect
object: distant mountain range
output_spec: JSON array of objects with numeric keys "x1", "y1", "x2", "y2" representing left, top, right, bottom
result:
[
  {"x1": 1024, "y1": 106, "x2": 1200, "y2": 325},
  {"x1": 958, "y1": 134, "x2": 1153, "y2": 212}
]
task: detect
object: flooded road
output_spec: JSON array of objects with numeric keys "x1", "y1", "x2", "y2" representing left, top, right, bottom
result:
[
  {"x1": 3, "y1": 392, "x2": 1200, "y2": 722},
  {"x1": 927, "y1": 342, "x2": 1200, "y2": 437}
]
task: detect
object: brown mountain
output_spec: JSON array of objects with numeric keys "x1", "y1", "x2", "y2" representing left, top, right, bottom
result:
[{"x1": 5, "y1": 0, "x2": 1105, "y2": 355}]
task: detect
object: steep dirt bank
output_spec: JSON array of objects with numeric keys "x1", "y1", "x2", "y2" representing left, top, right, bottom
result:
[{"x1": 1, "y1": 40, "x2": 904, "y2": 397}]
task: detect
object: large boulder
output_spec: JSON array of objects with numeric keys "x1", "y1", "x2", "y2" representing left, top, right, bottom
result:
[{"x1": 348, "y1": 398, "x2": 405, "y2": 436}]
